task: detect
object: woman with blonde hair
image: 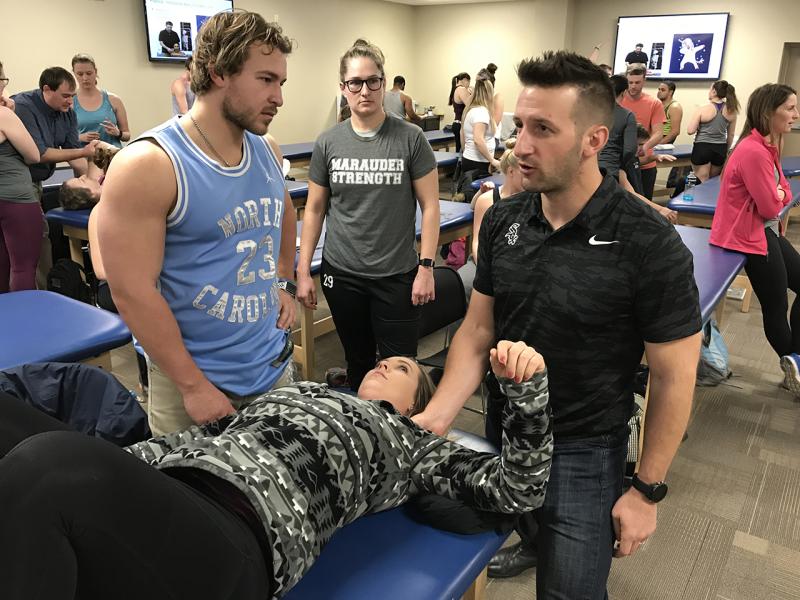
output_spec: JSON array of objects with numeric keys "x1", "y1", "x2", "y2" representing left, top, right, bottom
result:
[
  {"x1": 71, "y1": 53, "x2": 129, "y2": 148},
  {"x1": 687, "y1": 79, "x2": 739, "y2": 181},
  {"x1": 460, "y1": 73, "x2": 498, "y2": 176}
]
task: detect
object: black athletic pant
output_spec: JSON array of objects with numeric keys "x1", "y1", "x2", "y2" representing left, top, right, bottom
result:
[
  {"x1": 0, "y1": 392, "x2": 271, "y2": 600},
  {"x1": 744, "y1": 229, "x2": 800, "y2": 358},
  {"x1": 320, "y1": 258, "x2": 420, "y2": 390},
  {"x1": 452, "y1": 122, "x2": 462, "y2": 154},
  {"x1": 460, "y1": 157, "x2": 491, "y2": 179},
  {"x1": 640, "y1": 166, "x2": 657, "y2": 200}
]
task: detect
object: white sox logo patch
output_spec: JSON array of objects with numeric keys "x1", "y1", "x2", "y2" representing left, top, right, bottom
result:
[{"x1": 506, "y1": 223, "x2": 520, "y2": 245}]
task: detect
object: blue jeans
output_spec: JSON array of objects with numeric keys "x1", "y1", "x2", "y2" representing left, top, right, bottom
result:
[{"x1": 534, "y1": 428, "x2": 628, "y2": 600}]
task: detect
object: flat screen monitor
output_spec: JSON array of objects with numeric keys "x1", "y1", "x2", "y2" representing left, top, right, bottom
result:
[
  {"x1": 613, "y1": 13, "x2": 730, "y2": 80},
  {"x1": 144, "y1": 0, "x2": 234, "y2": 64}
]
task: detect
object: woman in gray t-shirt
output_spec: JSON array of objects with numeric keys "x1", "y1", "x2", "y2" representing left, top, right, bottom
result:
[
  {"x1": 0, "y1": 61, "x2": 42, "y2": 292},
  {"x1": 297, "y1": 39, "x2": 440, "y2": 391}
]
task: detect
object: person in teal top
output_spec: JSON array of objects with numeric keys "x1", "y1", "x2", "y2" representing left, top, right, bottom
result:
[{"x1": 71, "y1": 53, "x2": 129, "y2": 148}]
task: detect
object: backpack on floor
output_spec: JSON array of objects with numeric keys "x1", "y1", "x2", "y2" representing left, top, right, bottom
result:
[
  {"x1": 47, "y1": 259, "x2": 94, "y2": 305},
  {"x1": 697, "y1": 318, "x2": 732, "y2": 386}
]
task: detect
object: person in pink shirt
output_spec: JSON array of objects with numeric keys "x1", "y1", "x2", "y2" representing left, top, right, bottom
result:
[
  {"x1": 621, "y1": 64, "x2": 665, "y2": 199},
  {"x1": 709, "y1": 83, "x2": 800, "y2": 396}
]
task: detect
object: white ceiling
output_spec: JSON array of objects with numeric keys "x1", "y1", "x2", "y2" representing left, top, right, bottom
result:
[{"x1": 382, "y1": 0, "x2": 513, "y2": 5}]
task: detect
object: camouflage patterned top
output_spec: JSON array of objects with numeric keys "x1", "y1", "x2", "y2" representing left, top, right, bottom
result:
[{"x1": 125, "y1": 374, "x2": 552, "y2": 598}]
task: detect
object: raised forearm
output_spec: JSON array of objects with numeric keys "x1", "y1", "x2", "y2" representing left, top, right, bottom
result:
[
  {"x1": 413, "y1": 372, "x2": 552, "y2": 513},
  {"x1": 42, "y1": 148, "x2": 88, "y2": 165}
]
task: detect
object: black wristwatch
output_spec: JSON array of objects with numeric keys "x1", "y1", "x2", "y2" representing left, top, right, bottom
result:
[
  {"x1": 631, "y1": 474, "x2": 668, "y2": 503},
  {"x1": 276, "y1": 278, "x2": 297, "y2": 298},
  {"x1": 418, "y1": 257, "x2": 434, "y2": 268}
]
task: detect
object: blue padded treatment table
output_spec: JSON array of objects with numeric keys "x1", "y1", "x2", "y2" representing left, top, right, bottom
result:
[
  {"x1": 293, "y1": 199, "x2": 473, "y2": 379},
  {"x1": 668, "y1": 177, "x2": 797, "y2": 228},
  {"x1": 284, "y1": 504, "x2": 506, "y2": 600},
  {"x1": 675, "y1": 225, "x2": 745, "y2": 325},
  {"x1": 654, "y1": 143, "x2": 692, "y2": 159},
  {"x1": 433, "y1": 150, "x2": 460, "y2": 173},
  {"x1": 45, "y1": 207, "x2": 92, "y2": 266},
  {"x1": 0, "y1": 290, "x2": 131, "y2": 371},
  {"x1": 280, "y1": 142, "x2": 315, "y2": 169},
  {"x1": 284, "y1": 429, "x2": 504, "y2": 600},
  {"x1": 424, "y1": 129, "x2": 456, "y2": 151},
  {"x1": 783, "y1": 155, "x2": 800, "y2": 178}
]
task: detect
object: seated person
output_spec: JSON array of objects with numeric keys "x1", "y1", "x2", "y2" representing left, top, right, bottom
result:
[
  {"x1": 458, "y1": 139, "x2": 524, "y2": 300},
  {"x1": 0, "y1": 342, "x2": 552, "y2": 600},
  {"x1": 58, "y1": 141, "x2": 119, "y2": 209}
]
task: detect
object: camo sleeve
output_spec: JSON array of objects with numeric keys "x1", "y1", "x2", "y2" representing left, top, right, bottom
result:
[{"x1": 410, "y1": 371, "x2": 552, "y2": 513}]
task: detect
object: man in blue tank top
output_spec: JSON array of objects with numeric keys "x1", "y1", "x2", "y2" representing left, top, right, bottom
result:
[{"x1": 93, "y1": 11, "x2": 298, "y2": 435}]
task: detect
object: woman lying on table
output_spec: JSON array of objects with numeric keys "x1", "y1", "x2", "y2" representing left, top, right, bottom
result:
[
  {"x1": 57, "y1": 140, "x2": 120, "y2": 209},
  {"x1": 0, "y1": 342, "x2": 552, "y2": 600}
]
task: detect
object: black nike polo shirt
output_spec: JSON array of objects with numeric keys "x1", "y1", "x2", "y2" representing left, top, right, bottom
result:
[{"x1": 474, "y1": 175, "x2": 701, "y2": 440}]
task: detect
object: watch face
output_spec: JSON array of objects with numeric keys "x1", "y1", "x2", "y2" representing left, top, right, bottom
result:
[{"x1": 651, "y1": 483, "x2": 668, "y2": 502}]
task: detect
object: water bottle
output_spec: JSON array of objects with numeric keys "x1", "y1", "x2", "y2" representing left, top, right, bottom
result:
[{"x1": 683, "y1": 172, "x2": 697, "y2": 201}]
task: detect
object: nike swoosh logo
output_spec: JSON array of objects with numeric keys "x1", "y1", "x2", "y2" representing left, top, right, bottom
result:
[{"x1": 588, "y1": 235, "x2": 620, "y2": 246}]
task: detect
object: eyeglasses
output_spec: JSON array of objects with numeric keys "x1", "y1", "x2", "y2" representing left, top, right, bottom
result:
[
  {"x1": 0, "y1": 78, "x2": 9, "y2": 85},
  {"x1": 342, "y1": 76, "x2": 383, "y2": 93}
]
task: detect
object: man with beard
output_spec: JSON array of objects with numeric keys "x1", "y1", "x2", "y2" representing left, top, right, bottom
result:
[
  {"x1": 93, "y1": 11, "x2": 297, "y2": 435},
  {"x1": 413, "y1": 51, "x2": 702, "y2": 598}
]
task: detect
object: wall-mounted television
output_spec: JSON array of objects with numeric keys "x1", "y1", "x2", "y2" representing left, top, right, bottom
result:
[
  {"x1": 143, "y1": 0, "x2": 233, "y2": 64},
  {"x1": 613, "y1": 13, "x2": 730, "y2": 80}
]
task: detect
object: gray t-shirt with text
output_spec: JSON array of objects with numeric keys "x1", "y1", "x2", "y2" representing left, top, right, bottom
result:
[{"x1": 309, "y1": 117, "x2": 436, "y2": 277}]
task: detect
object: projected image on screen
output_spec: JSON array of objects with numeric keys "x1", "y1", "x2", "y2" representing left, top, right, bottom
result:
[
  {"x1": 670, "y1": 34, "x2": 713, "y2": 74},
  {"x1": 143, "y1": 0, "x2": 233, "y2": 63},
  {"x1": 613, "y1": 13, "x2": 729, "y2": 80}
]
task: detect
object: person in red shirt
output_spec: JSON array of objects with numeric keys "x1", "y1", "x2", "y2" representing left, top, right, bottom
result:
[
  {"x1": 621, "y1": 65, "x2": 666, "y2": 199},
  {"x1": 709, "y1": 83, "x2": 800, "y2": 396}
]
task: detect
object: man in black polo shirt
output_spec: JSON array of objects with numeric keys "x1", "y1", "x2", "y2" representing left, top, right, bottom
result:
[
  {"x1": 625, "y1": 43, "x2": 648, "y2": 66},
  {"x1": 159, "y1": 21, "x2": 182, "y2": 56},
  {"x1": 414, "y1": 51, "x2": 701, "y2": 598}
]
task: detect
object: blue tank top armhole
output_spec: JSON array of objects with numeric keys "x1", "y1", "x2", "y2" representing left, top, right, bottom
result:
[
  {"x1": 140, "y1": 130, "x2": 189, "y2": 228},
  {"x1": 253, "y1": 133, "x2": 284, "y2": 178}
]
